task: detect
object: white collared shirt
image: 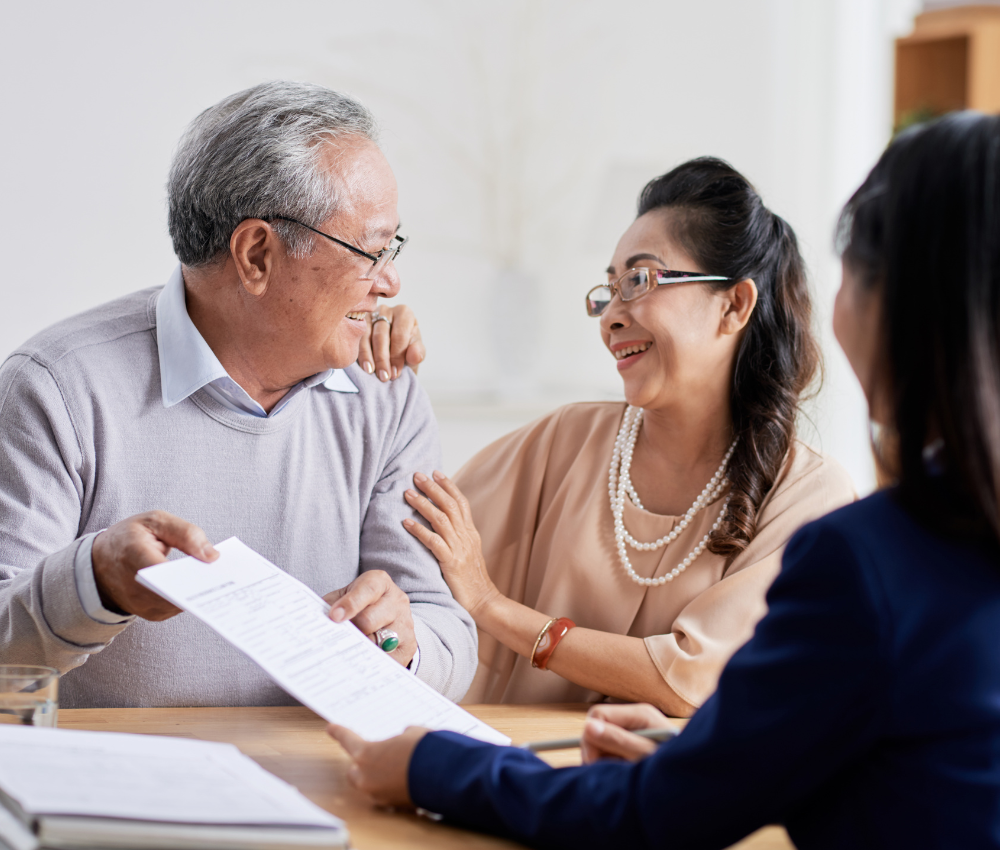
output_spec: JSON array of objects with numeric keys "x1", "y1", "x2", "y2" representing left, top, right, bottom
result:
[{"x1": 156, "y1": 265, "x2": 358, "y2": 415}]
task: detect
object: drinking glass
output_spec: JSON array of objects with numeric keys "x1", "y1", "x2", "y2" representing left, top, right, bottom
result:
[{"x1": 0, "y1": 665, "x2": 58, "y2": 727}]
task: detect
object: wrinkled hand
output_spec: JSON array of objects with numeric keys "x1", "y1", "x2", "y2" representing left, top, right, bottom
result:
[
  {"x1": 581, "y1": 703, "x2": 676, "y2": 764},
  {"x1": 402, "y1": 472, "x2": 500, "y2": 620},
  {"x1": 91, "y1": 511, "x2": 218, "y2": 621},
  {"x1": 325, "y1": 571, "x2": 417, "y2": 667},
  {"x1": 357, "y1": 304, "x2": 425, "y2": 382},
  {"x1": 327, "y1": 724, "x2": 429, "y2": 808}
]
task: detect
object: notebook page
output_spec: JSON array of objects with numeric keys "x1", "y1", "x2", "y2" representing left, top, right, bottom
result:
[
  {"x1": 137, "y1": 538, "x2": 509, "y2": 745},
  {"x1": 0, "y1": 726, "x2": 342, "y2": 828}
]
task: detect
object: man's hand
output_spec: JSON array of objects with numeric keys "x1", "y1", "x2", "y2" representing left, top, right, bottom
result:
[
  {"x1": 91, "y1": 511, "x2": 219, "y2": 621},
  {"x1": 357, "y1": 304, "x2": 425, "y2": 381},
  {"x1": 581, "y1": 703, "x2": 678, "y2": 764},
  {"x1": 327, "y1": 724, "x2": 428, "y2": 808},
  {"x1": 325, "y1": 571, "x2": 417, "y2": 667}
]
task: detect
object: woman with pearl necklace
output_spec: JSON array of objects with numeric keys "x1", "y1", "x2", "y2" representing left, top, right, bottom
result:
[{"x1": 394, "y1": 157, "x2": 855, "y2": 716}]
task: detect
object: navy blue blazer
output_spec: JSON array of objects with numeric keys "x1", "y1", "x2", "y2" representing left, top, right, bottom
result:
[{"x1": 409, "y1": 490, "x2": 1000, "y2": 849}]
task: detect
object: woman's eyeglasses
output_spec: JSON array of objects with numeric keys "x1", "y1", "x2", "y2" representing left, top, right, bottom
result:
[{"x1": 586, "y1": 267, "x2": 733, "y2": 317}]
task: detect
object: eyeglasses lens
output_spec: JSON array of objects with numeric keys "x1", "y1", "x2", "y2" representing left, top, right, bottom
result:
[
  {"x1": 619, "y1": 268, "x2": 652, "y2": 302},
  {"x1": 363, "y1": 235, "x2": 406, "y2": 280},
  {"x1": 586, "y1": 285, "x2": 613, "y2": 317}
]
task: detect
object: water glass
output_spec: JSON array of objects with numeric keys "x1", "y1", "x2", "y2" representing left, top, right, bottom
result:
[{"x1": 0, "y1": 665, "x2": 58, "y2": 727}]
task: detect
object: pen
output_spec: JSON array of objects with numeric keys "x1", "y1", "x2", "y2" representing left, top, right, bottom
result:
[{"x1": 522, "y1": 725, "x2": 679, "y2": 753}]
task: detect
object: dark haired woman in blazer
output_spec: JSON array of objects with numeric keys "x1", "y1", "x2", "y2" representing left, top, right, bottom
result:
[{"x1": 332, "y1": 111, "x2": 1000, "y2": 849}]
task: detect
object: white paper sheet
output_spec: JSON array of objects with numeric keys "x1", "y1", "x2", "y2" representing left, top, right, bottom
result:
[
  {"x1": 137, "y1": 538, "x2": 510, "y2": 745},
  {"x1": 0, "y1": 725, "x2": 342, "y2": 828}
]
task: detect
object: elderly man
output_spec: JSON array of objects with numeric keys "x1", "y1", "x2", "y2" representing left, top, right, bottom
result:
[{"x1": 0, "y1": 81, "x2": 476, "y2": 706}]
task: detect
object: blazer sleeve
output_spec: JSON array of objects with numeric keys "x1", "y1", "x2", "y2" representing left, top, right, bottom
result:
[
  {"x1": 643, "y1": 449, "x2": 857, "y2": 709},
  {"x1": 408, "y1": 518, "x2": 888, "y2": 850}
]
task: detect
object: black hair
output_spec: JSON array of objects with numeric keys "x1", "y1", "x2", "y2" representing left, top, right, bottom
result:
[
  {"x1": 638, "y1": 157, "x2": 820, "y2": 558},
  {"x1": 839, "y1": 112, "x2": 1000, "y2": 540}
]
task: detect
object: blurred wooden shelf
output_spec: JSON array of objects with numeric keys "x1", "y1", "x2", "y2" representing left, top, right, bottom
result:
[{"x1": 895, "y1": 4, "x2": 1000, "y2": 129}]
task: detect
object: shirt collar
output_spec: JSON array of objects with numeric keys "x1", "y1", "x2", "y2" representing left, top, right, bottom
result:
[{"x1": 155, "y1": 265, "x2": 357, "y2": 411}]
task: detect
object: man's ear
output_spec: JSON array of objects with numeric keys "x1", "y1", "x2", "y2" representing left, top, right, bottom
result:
[
  {"x1": 230, "y1": 220, "x2": 279, "y2": 297},
  {"x1": 720, "y1": 279, "x2": 758, "y2": 335}
]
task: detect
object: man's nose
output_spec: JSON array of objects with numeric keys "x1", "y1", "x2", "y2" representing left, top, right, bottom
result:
[{"x1": 370, "y1": 263, "x2": 401, "y2": 299}]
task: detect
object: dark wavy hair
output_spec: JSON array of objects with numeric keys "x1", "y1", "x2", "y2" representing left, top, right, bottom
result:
[
  {"x1": 838, "y1": 112, "x2": 1000, "y2": 542},
  {"x1": 637, "y1": 157, "x2": 820, "y2": 558}
]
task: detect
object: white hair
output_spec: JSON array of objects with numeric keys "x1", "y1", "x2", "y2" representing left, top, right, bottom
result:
[{"x1": 167, "y1": 80, "x2": 379, "y2": 266}]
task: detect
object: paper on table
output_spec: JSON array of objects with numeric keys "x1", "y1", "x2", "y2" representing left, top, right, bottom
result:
[
  {"x1": 137, "y1": 538, "x2": 509, "y2": 745},
  {"x1": 0, "y1": 725, "x2": 341, "y2": 828}
]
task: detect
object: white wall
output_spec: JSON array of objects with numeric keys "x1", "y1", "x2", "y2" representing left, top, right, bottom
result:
[{"x1": 0, "y1": 0, "x2": 918, "y2": 488}]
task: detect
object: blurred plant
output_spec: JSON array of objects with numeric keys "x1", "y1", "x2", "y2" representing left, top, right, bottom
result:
[{"x1": 893, "y1": 105, "x2": 939, "y2": 137}]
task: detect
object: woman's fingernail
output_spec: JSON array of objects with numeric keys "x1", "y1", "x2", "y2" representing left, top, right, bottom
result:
[
  {"x1": 432, "y1": 470, "x2": 445, "y2": 480},
  {"x1": 414, "y1": 472, "x2": 427, "y2": 482},
  {"x1": 404, "y1": 489, "x2": 415, "y2": 499},
  {"x1": 585, "y1": 718, "x2": 605, "y2": 736},
  {"x1": 363, "y1": 361, "x2": 374, "y2": 374},
  {"x1": 378, "y1": 370, "x2": 389, "y2": 381},
  {"x1": 403, "y1": 518, "x2": 414, "y2": 527},
  {"x1": 392, "y1": 366, "x2": 399, "y2": 379},
  {"x1": 330, "y1": 608, "x2": 346, "y2": 623}
]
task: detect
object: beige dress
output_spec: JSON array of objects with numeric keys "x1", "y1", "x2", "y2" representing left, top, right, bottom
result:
[{"x1": 456, "y1": 402, "x2": 856, "y2": 710}]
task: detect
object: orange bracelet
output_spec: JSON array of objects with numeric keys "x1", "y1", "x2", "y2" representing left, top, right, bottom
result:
[{"x1": 530, "y1": 617, "x2": 576, "y2": 670}]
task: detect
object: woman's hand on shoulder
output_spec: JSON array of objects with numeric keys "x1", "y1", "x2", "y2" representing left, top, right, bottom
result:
[
  {"x1": 402, "y1": 472, "x2": 501, "y2": 620},
  {"x1": 358, "y1": 304, "x2": 426, "y2": 381},
  {"x1": 581, "y1": 703, "x2": 676, "y2": 764}
]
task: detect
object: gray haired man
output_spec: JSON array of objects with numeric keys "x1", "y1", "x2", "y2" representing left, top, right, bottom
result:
[{"x1": 0, "y1": 81, "x2": 477, "y2": 706}]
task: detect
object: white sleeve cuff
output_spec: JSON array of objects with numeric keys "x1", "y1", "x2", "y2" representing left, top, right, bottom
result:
[
  {"x1": 73, "y1": 533, "x2": 135, "y2": 626},
  {"x1": 408, "y1": 646, "x2": 420, "y2": 674}
]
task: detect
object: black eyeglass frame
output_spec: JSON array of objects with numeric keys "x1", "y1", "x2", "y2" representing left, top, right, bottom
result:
[
  {"x1": 586, "y1": 267, "x2": 734, "y2": 317},
  {"x1": 270, "y1": 215, "x2": 408, "y2": 279}
]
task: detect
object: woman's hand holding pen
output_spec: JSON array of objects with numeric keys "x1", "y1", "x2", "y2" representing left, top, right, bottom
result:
[
  {"x1": 401, "y1": 472, "x2": 502, "y2": 621},
  {"x1": 581, "y1": 704, "x2": 678, "y2": 763}
]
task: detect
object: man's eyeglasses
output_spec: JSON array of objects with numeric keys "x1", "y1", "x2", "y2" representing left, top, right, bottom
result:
[
  {"x1": 585, "y1": 267, "x2": 733, "y2": 317},
  {"x1": 271, "y1": 216, "x2": 408, "y2": 280}
]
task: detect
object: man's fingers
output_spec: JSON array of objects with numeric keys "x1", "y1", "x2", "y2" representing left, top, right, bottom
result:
[
  {"x1": 322, "y1": 588, "x2": 348, "y2": 606},
  {"x1": 372, "y1": 317, "x2": 392, "y2": 381},
  {"x1": 582, "y1": 717, "x2": 658, "y2": 762},
  {"x1": 328, "y1": 572, "x2": 388, "y2": 623},
  {"x1": 350, "y1": 593, "x2": 402, "y2": 637},
  {"x1": 142, "y1": 511, "x2": 218, "y2": 562},
  {"x1": 328, "y1": 723, "x2": 366, "y2": 758}
]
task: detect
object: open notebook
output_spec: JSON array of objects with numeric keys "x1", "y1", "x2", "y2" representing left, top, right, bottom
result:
[
  {"x1": 0, "y1": 725, "x2": 346, "y2": 850},
  {"x1": 137, "y1": 537, "x2": 509, "y2": 744}
]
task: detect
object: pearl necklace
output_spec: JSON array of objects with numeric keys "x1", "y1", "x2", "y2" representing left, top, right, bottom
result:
[{"x1": 610, "y1": 406, "x2": 736, "y2": 587}]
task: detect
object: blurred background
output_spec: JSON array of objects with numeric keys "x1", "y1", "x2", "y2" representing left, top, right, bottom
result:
[{"x1": 2, "y1": 0, "x2": 994, "y2": 491}]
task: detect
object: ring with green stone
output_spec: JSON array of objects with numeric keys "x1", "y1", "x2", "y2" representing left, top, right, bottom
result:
[{"x1": 376, "y1": 628, "x2": 400, "y2": 652}]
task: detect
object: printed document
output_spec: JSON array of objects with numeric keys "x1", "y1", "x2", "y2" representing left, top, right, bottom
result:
[
  {"x1": 137, "y1": 539, "x2": 509, "y2": 744},
  {"x1": 0, "y1": 726, "x2": 341, "y2": 828}
]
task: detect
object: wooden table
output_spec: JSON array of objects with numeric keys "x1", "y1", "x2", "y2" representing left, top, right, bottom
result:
[{"x1": 59, "y1": 705, "x2": 792, "y2": 850}]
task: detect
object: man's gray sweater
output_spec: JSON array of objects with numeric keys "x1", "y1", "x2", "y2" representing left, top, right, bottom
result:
[{"x1": 0, "y1": 287, "x2": 477, "y2": 705}]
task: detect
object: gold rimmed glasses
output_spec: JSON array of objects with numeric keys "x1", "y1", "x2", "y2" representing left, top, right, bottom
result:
[{"x1": 586, "y1": 267, "x2": 732, "y2": 317}]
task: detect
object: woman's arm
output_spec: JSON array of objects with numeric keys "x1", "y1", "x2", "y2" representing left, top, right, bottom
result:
[
  {"x1": 333, "y1": 517, "x2": 887, "y2": 850},
  {"x1": 403, "y1": 472, "x2": 695, "y2": 716}
]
